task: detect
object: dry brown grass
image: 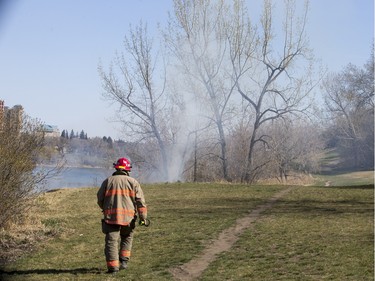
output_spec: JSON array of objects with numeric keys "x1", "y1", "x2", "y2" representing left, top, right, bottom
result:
[
  {"x1": 0, "y1": 190, "x2": 70, "y2": 266},
  {"x1": 0, "y1": 210, "x2": 44, "y2": 265},
  {"x1": 257, "y1": 173, "x2": 315, "y2": 186}
]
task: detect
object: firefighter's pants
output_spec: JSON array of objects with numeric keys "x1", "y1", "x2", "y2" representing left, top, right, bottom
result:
[{"x1": 102, "y1": 220, "x2": 135, "y2": 270}]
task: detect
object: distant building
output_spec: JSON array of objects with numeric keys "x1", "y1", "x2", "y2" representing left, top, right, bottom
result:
[
  {"x1": 0, "y1": 100, "x2": 23, "y2": 133},
  {"x1": 0, "y1": 100, "x2": 60, "y2": 137},
  {"x1": 42, "y1": 124, "x2": 60, "y2": 138}
]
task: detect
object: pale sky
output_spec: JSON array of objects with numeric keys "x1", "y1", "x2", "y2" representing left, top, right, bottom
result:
[{"x1": 0, "y1": 0, "x2": 373, "y2": 139}]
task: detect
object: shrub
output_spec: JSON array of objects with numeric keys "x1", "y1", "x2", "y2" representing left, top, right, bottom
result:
[{"x1": 0, "y1": 115, "x2": 61, "y2": 229}]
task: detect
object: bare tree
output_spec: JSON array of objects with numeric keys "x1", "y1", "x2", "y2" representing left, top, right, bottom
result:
[
  {"x1": 99, "y1": 0, "x2": 322, "y2": 183},
  {"x1": 322, "y1": 53, "x2": 374, "y2": 169},
  {"x1": 229, "y1": 0, "x2": 318, "y2": 182},
  {"x1": 99, "y1": 22, "x2": 171, "y2": 180},
  {"x1": 165, "y1": 0, "x2": 237, "y2": 181},
  {"x1": 266, "y1": 119, "x2": 323, "y2": 182},
  {"x1": 226, "y1": 107, "x2": 253, "y2": 181}
]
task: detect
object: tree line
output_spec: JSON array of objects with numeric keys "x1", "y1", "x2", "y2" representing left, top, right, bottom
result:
[
  {"x1": 98, "y1": 0, "x2": 374, "y2": 183},
  {"x1": 60, "y1": 129, "x2": 88, "y2": 140},
  {"x1": 43, "y1": 134, "x2": 120, "y2": 168},
  {"x1": 60, "y1": 129, "x2": 115, "y2": 146}
]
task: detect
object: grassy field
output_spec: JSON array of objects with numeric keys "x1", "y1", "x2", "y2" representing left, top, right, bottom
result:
[{"x1": 0, "y1": 180, "x2": 373, "y2": 280}]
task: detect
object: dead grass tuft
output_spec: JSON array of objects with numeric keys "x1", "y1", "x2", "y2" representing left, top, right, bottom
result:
[{"x1": 0, "y1": 195, "x2": 67, "y2": 267}]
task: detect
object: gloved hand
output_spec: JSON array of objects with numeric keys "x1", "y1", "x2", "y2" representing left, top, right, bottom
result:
[{"x1": 139, "y1": 218, "x2": 151, "y2": 227}]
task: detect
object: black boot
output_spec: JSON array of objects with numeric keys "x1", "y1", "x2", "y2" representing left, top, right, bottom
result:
[
  {"x1": 120, "y1": 260, "x2": 128, "y2": 270},
  {"x1": 107, "y1": 268, "x2": 119, "y2": 274}
]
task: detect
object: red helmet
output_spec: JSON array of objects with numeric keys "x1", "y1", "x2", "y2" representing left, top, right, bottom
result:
[{"x1": 113, "y1": 157, "x2": 132, "y2": 171}]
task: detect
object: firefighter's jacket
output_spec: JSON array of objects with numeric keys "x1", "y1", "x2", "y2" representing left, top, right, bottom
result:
[{"x1": 97, "y1": 171, "x2": 147, "y2": 226}]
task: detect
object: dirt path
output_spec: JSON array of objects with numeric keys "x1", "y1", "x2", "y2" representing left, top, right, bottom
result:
[{"x1": 169, "y1": 186, "x2": 294, "y2": 281}]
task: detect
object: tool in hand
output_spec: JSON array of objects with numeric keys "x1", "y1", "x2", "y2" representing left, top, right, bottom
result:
[{"x1": 139, "y1": 218, "x2": 151, "y2": 227}]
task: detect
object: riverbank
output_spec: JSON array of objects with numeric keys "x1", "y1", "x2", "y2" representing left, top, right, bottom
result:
[{"x1": 37, "y1": 166, "x2": 112, "y2": 189}]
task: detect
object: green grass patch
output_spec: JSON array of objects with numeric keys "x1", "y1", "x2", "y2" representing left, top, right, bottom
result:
[
  {"x1": 0, "y1": 183, "x2": 373, "y2": 280},
  {"x1": 313, "y1": 171, "x2": 374, "y2": 186},
  {"x1": 202, "y1": 185, "x2": 374, "y2": 280}
]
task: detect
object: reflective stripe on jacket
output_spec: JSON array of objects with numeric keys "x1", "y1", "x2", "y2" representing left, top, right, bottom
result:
[{"x1": 97, "y1": 171, "x2": 147, "y2": 226}]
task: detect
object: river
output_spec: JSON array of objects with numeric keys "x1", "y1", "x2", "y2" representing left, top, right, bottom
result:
[{"x1": 43, "y1": 167, "x2": 112, "y2": 189}]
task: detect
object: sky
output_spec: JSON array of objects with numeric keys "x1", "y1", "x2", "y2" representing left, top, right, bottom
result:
[{"x1": 0, "y1": 0, "x2": 373, "y2": 139}]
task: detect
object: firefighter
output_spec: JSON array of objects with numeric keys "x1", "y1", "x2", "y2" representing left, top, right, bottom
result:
[{"x1": 97, "y1": 157, "x2": 148, "y2": 274}]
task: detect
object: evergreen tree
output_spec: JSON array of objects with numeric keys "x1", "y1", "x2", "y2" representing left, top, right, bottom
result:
[
  {"x1": 70, "y1": 129, "x2": 75, "y2": 139},
  {"x1": 107, "y1": 136, "x2": 113, "y2": 148},
  {"x1": 80, "y1": 130, "x2": 85, "y2": 139}
]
